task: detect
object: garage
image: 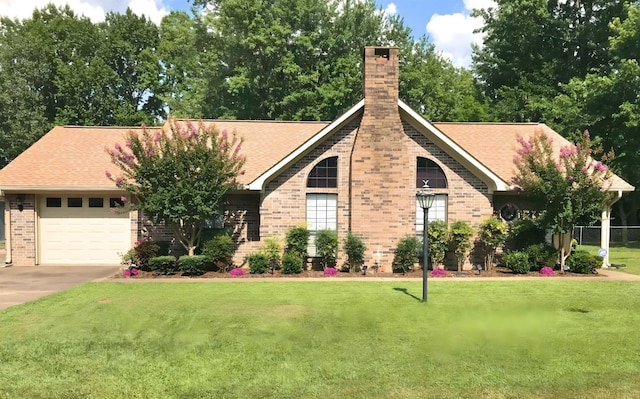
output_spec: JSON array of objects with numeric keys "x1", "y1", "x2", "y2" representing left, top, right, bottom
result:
[{"x1": 38, "y1": 195, "x2": 131, "y2": 265}]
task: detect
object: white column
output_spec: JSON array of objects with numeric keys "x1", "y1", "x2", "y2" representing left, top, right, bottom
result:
[
  {"x1": 4, "y1": 198, "x2": 11, "y2": 265},
  {"x1": 600, "y1": 206, "x2": 611, "y2": 268}
]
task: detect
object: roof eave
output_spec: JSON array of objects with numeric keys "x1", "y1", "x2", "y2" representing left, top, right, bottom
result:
[
  {"x1": 398, "y1": 100, "x2": 510, "y2": 193},
  {"x1": 247, "y1": 99, "x2": 365, "y2": 191},
  {"x1": 0, "y1": 185, "x2": 125, "y2": 194}
]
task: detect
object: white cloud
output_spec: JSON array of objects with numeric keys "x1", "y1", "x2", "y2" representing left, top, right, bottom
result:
[
  {"x1": 0, "y1": 0, "x2": 169, "y2": 24},
  {"x1": 426, "y1": 0, "x2": 496, "y2": 68},
  {"x1": 384, "y1": 2, "x2": 397, "y2": 16}
]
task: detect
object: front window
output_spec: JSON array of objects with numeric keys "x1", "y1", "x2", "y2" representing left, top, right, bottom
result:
[
  {"x1": 416, "y1": 195, "x2": 447, "y2": 233},
  {"x1": 306, "y1": 194, "x2": 337, "y2": 256},
  {"x1": 416, "y1": 157, "x2": 447, "y2": 233},
  {"x1": 307, "y1": 157, "x2": 338, "y2": 188}
]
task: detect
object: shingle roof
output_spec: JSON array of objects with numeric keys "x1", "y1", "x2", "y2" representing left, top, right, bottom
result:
[
  {"x1": 433, "y1": 122, "x2": 634, "y2": 192},
  {"x1": 0, "y1": 121, "x2": 328, "y2": 191},
  {"x1": 0, "y1": 115, "x2": 633, "y2": 193}
]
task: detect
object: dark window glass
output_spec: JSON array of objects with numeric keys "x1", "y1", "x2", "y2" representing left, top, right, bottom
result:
[
  {"x1": 307, "y1": 157, "x2": 338, "y2": 188},
  {"x1": 46, "y1": 197, "x2": 62, "y2": 207},
  {"x1": 416, "y1": 158, "x2": 447, "y2": 189},
  {"x1": 88, "y1": 198, "x2": 104, "y2": 208},
  {"x1": 67, "y1": 198, "x2": 82, "y2": 208},
  {"x1": 109, "y1": 197, "x2": 125, "y2": 208}
]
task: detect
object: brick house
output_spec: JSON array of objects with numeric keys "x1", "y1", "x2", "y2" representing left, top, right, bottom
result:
[{"x1": 0, "y1": 47, "x2": 633, "y2": 269}]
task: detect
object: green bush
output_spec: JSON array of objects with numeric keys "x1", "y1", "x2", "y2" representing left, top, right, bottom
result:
[
  {"x1": 505, "y1": 217, "x2": 545, "y2": 251},
  {"x1": 428, "y1": 220, "x2": 449, "y2": 268},
  {"x1": 178, "y1": 255, "x2": 208, "y2": 276},
  {"x1": 450, "y1": 220, "x2": 474, "y2": 272},
  {"x1": 316, "y1": 229, "x2": 338, "y2": 270},
  {"x1": 259, "y1": 237, "x2": 282, "y2": 271},
  {"x1": 148, "y1": 256, "x2": 177, "y2": 274},
  {"x1": 247, "y1": 253, "x2": 270, "y2": 274},
  {"x1": 567, "y1": 250, "x2": 602, "y2": 274},
  {"x1": 393, "y1": 236, "x2": 421, "y2": 273},
  {"x1": 477, "y1": 216, "x2": 507, "y2": 270},
  {"x1": 286, "y1": 226, "x2": 309, "y2": 260},
  {"x1": 134, "y1": 238, "x2": 160, "y2": 271},
  {"x1": 524, "y1": 243, "x2": 557, "y2": 271},
  {"x1": 503, "y1": 251, "x2": 531, "y2": 274},
  {"x1": 282, "y1": 253, "x2": 303, "y2": 274},
  {"x1": 343, "y1": 232, "x2": 366, "y2": 272},
  {"x1": 202, "y1": 234, "x2": 234, "y2": 263}
]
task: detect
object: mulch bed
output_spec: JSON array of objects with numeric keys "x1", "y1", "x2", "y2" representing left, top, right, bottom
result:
[{"x1": 112, "y1": 266, "x2": 599, "y2": 279}]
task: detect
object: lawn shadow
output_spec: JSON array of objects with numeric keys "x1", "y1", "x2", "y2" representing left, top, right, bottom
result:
[{"x1": 393, "y1": 287, "x2": 421, "y2": 302}]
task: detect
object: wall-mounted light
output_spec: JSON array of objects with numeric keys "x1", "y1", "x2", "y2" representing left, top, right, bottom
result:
[{"x1": 16, "y1": 195, "x2": 24, "y2": 212}]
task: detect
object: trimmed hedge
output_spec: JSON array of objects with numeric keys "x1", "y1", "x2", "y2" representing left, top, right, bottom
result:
[
  {"x1": 247, "y1": 253, "x2": 269, "y2": 274},
  {"x1": 567, "y1": 250, "x2": 602, "y2": 274},
  {"x1": 282, "y1": 253, "x2": 303, "y2": 274},
  {"x1": 148, "y1": 256, "x2": 177, "y2": 274},
  {"x1": 178, "y1": 255, "x2": 208, "y2": 276},
  {"x1": 503, "y1": 251, "x2": 531, "y2": 274}
]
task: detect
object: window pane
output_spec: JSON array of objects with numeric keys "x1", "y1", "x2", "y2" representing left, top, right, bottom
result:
[
  {"x1": 416, "y1": 195, "x2": 447, "y2": 233},
  {"x1": 109, "y1": 197, "x2": 125, "y2": 208},
  {"x1": 416, "y1": 158, "x2": 447, "y2": 189},
  {"x1": 307, "y1": 157, "x2": 338, "y2": 188},
  {"x1": 67, "y1": 198, "x2": 82, "y2": 208},
  {"x1": 46, "y1": 197, "x2": 62, "y2": 207},
  {"x1": 88, "y1": 198, "x2": 104, "y2": 208},
  {"x1": 306, "y1": 193, "x2": 338, "y2": 257}
]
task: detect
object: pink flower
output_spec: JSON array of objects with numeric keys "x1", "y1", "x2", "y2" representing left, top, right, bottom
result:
[
  {"x1": 221, "y1": 130, "x2": 228, "y2": 140},
  {"x1": 560, "y1": 146, "x2": 572, "y2": 159},
  {"x1": 154, "y1": 132, "x2": 162, "y2": 142},
  {"x1": 581, "y1": 166, "x2": 588, "y2": 172},
  {"x1": 323, "y1": 267, "x2": 338, "y2": 276},
  {"x1": 125, "y1": 139, "x2": 132, "y2": 147},
  {"x1": 431, "y1": 268, "x2": 447, "y2": 277},
  {"x1": 120, "y1": 196, "x2": 127, "y2": 203},
  {"x1": 115, "y1": 143, "x2": 122, "y2": 151},
  {"x1": 105, "y1": 170, "x2": 112, "y2": 178},
  {"x1": 240, "y1": 170, "x2": 245, "y2": 175},
  {"x1": 229, "y1": 268, "x2": 245, "y2": 276},
  {"x1": 115, "y1": 177, "x2": 123, "y2": 185},
  {"x1": 594, "y1": 161, "x2": 608, "y2": 172},
  {"x1": 540, "y1": 266, "x2": 554, "y2": 275},
  {"x1": 547, "y1": 136, "x2": 553, "y2": 144}
]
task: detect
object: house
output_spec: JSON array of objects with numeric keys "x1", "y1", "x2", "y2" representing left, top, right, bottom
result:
[{"x1": 0, "y1": 47, "x2": 634, "y2": 268}]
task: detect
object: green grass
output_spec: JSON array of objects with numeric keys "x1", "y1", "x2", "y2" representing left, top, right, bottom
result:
[
  {"x1": 1, "y1": 281, "x2": 640, "y2": 398},
  {"x1": 578, "y1": 244, "x2": 640, "y2": 275}
]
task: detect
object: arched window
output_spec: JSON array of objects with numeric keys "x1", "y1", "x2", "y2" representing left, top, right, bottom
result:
[
  {"x1": 307, "y1": 157, "x2": 338, "y2": 188},
  {"x1": 416, "y1": 158, "x2": 447, "y2": 189}
]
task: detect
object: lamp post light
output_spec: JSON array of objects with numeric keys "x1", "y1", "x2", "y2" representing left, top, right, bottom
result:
[{"x1": 416, "y1": 180, "x2": 436, "y2": 303}]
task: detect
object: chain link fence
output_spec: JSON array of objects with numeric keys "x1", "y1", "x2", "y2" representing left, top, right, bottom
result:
[{"x1": 573, "y1": 226, "x2": 640, "y2": 246}]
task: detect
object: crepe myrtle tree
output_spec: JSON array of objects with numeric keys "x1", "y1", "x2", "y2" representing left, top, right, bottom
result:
[
  {"x1": 107, "y1": 119, "x2": 246, "y2": 256},
  {"x1": 513, "y1": 130, "x2": 612, "y2": 271}
]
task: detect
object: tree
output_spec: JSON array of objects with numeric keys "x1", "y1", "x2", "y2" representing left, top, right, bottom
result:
[
  {"x1": 107, "y1": 120, "x2": 246, "y2": 255},
  {"x1": 513, "y1": 130, "x2": 612, "y2": 270},
  {"x1": 449, "y1": 221, "x2": 474, "y2": 272}
]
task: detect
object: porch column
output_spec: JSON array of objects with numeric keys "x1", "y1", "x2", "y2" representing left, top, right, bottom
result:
[
  {"x1": 600, "y1": 191, "x2": 623, "y2": 268},
  {"x1": 4, "y1": 198, "x2": 10, "y2": 265}
]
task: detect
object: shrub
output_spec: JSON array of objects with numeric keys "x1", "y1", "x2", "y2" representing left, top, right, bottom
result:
[
  {"x1": 316, "y1": 229, "x2": 338, "y2": 270},
  {"x1": 540, "y1": 266, "x2": 555, "y2": 275},
  {"x1": 567, "y1": 250, "x2": 602, "y2": 274},
  {"x1": 120, "y1": 249, "x2": 136, "y2": 266},
  {"x1": 247, "y1": 253, "x2": 269, "y2": 274},
  {"x1": 323, "y1": 267, "x2": 338, "y2": 276},
  {"x1": 260, "y1": 237, "x2": 282, "y2": 271},
  {"x1": 431, "y1": 268, "x2": 447, "y2": 277},
  {"x1": 343, "y1": 232, "x2": 366, "y2": 272},
  {"x1": 282, "y1": 253, "x2": 303, "y2": 274},
  {"x1": 428, "y1": 220, "x2": 449, "y2": 268},
  {"x1": 524, "y1": 243, "x2": 558, "y2": 271},
  {"x1": 201, "y1": 233, "x2": 234, "y2": 270},
  {"x1": 178, "y1": 255, "x2": 208, "y2": 276},
  {"x1": 393, "y1": 236, "x2": 421, "y2": 273},
  {"x1": 449, "y1": 220, "x2": 473, "y2": 271},
  {"x1": 229, "y1": 267, "x2": 245, "y2": 276},
  {"x1": 134, "y1": 238, "x2": 160, "y2": 271},
  {"x1": 148, "y1": 256, "x2": 177, "y2": 274},
  {"x1": 477, "y1": 217, "x2": 507, "y2": 270},
  {"x1": 503, "y1": 251, "x2": 531, "y2": 274},
  {"x1": 285, "y1": 225, "x2": 309, "y2": 260},
  {"x1": 505, "y1": 217, "x2": 545, "y2": 251}
]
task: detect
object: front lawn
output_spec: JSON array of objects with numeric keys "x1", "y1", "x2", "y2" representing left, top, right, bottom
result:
[
  {"x1": 1, "y1": 281, "x2": 640, "y2": 398},
  {"x1": 578, "y1": 244, "x2": 640, "y2": 275}
]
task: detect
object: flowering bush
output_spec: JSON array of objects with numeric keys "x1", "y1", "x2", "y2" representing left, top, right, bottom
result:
[
  {"x1": 540, "y1": 266, "x2": 555, "y2": 275},
  {"x1": 229, "y1": 268, "x2": 245, "y2": 276},
  {"x1": 431, "y1": 268, "x2": 447, "y2": 277},
  {"x1": 323, "y1": 267, "x2": 338, "y2": 276},
  {"x1": 123, "y1": 266, "x2": 139, "y2": 277}
]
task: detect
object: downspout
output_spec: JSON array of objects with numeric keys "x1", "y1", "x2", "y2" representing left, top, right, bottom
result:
[
  {"x1": 3, "y1": 195, "x2": 11, "y2": 266},
  {"x1": 347, "y1": 125, "x2": 361, "y2": 232},
  {"x1": 600, "y1": 190, "x2": 623, "y2": 268}
]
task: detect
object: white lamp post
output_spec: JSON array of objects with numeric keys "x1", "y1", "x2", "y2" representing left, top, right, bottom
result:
[{"x1": 416, "y1": 180, "x2": 436, "y2": 303}]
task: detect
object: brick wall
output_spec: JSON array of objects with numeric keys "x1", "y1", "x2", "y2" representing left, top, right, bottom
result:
[{"x1": 8, "y1": 194, "x2": 36, "y2": 266}]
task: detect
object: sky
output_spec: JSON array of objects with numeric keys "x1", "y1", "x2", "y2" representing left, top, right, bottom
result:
[{"x1": 0, "y1": 0, "x2": 496, "y2": 67}]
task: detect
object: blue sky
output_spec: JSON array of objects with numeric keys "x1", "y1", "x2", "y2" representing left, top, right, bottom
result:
[{"x1": 0, "y1": 0, "x2": 495, "y2": 67}]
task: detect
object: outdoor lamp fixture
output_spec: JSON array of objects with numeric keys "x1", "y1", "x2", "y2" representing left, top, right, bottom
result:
[
  {"x1": 416, "y1": 180, "x2": 436, "y2": 303},
  {"x1": 16, "y1": 195, "x2": 24, "y2": 212}
]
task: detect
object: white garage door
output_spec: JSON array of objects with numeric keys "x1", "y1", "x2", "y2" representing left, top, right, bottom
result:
[{"x1": 39, "y1": 196, "x2": 131, "y2": 265}]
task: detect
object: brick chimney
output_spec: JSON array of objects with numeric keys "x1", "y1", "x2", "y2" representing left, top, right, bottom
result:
[{"x1": 350, "y1": 46, "x2": 413, "y2": 270}]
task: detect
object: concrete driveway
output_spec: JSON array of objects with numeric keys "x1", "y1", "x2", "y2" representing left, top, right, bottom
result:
[{"x1": 0, "y1": 265, "x2": 120, "y2": 310}]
